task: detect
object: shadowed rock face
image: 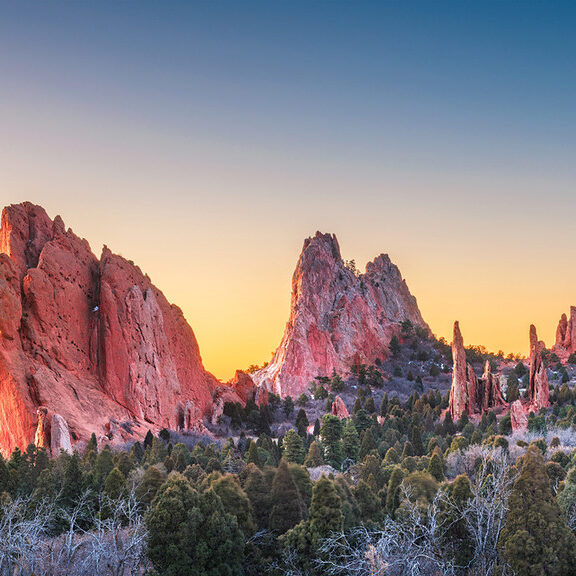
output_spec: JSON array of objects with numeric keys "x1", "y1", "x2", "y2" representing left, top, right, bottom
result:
[
  {"x1": 253, "y1": 232, "x2": 429, "y2": 397},
  {"x1": 553, "y1": 307, "x2": 576, "y2": 363},
  {"x1": 0, "y1": 202, "x2": 218, "y2": 456},
  {"x1": 448, "y1": 321, "x2": 506, "y2": 420}
]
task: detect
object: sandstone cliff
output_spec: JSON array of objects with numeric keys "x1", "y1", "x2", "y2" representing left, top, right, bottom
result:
[
  {"x1": 0, "y1": 202, "x2": 218, "y2": 456},
  {"x1": 253, "y1": 232, "x2": 429, "y2": 397}
]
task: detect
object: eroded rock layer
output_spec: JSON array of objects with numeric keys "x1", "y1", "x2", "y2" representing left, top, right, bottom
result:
[
  {"x1": 254, "y1": 232, "x2": 429, "y2": 397},
  {"x1": 0, "y1": 202, "x2": 217, "y2": 456}
]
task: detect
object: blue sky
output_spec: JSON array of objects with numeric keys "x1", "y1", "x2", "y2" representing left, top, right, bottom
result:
[{"x1": 1, "y1": 2, "x2": 576, "y2": 377}]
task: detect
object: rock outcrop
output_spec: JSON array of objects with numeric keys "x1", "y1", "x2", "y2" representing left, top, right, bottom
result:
[
  {"x1": 0, "y1": 202, "x2": 218, "y2": 456},
  {"x1": 528, "y1": 324, "x2": 550, "y2": 412},
  {"x1": 510, "y1": 399, "x2": 528, "y2": 432},
  {"x1": 50, "y1": 414, "x2": 72, "y2": 455},
  {"x1": 331, "y1": 396, "x2": 350, "y2": 419},
  {"x1": 448, "y1": 322, "x2": 506, "y2": 420},
  {"x1": 227, "y1": 370, "x2": 268, "y2": 406},
  {"x1": 253, "y1": 232, "x2": 429, "y2": 397},
  {"x1": 508, "y1": 325, "x2": 550, "y2": 431},
  {"x1": 553, "y1": 307, "x2": 576, "y2": 363}
]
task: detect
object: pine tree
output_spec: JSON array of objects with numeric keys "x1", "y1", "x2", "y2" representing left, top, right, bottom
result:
[
  {"x1": 320, "y1": 414, "x2": 343, "y2": 468},
  {"x1": 499, "y1": 445, "x2": 576, "y2": 575},
  {"x1": 358, "y1": 429, "x2": 376, "y2": 460},
  {"x1": 295, "y1": 408, "x2": 309, "y2": 437},
  {"x1": 104, "y1": 467, "x2": 126, "y2": 499},
  {"x1": 283, "y1": 429, "x2": 306, "y2": 464},
  {"x1": 243, "y1": 463, "x2": 271, "y2": 530},
  {"x1": 342, "y1": 420, "x2": 360, "y2": 462},
  {"x1": 427, "y1": 452, "x2": 445, "y2": 482},
  {"x1": 246, "y1": 441, "x2": 262, "y2": 467},
  {"x1": 304, "y1": 441, "x2": 324, "y2": 467},
  {"x1": 211, "y1": 474, "x2": 255, "y2": 536},
  {"x1": 386, "y1": 466, "x2": 404, "y2": 518},
  {"x1": 269, "y1": 459, "x2": 306, "y2": 534}
]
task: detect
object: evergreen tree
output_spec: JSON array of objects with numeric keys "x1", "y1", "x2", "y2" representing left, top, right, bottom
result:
[
  {"x1": 146, "y1": 474, "x2": 244, "y2": 576},
  {"x1": 269, "y1": 459, "x2": 306, "y2": 534},
  {"x1": 320, "y1": 414, "x2": 343, "y2": 468},
  {"x1": 358, "y1": 429, "x2": 376, "y2": 460},
  {"x1": 386, "y1": 466, "x2": 404, "y2": 518},
  {"x1": 427, "y1": 452, "x2": 445, "y2": 482},
  {"x1": 104, "y1": 467, "x2": 126, "y2": 500},
  {"x1": 246, "y1": 441, "x2": 262, "y2": 467},
  {"x1": 211, "y1": 474, "x2": 255, "y2": 536},
  {"x1": 500, "y1": 446, "x2": 576, "y2": 575},
  {"x1": 283, "y1": 429, "x2": 306, "y2": 465},
  {"x1": 304, "y1": 441, "x2": 324, "y2": 467},
  {"x1": 243, "y1": 463, "x2": 271, "y2": 530},
  {"x1": 60, "y1": 452, "x2": 84, "y2": 508},
  {"x1": 342, "y1": 420, "x2": 360, "y2": 462},
  {"x1": 295, "y1": 409, "x2": 309, "y2": 437}
]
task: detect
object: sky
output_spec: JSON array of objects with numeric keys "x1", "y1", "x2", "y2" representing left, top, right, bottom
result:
[{"x1": 1, "y1": 2, "x2": 576, "y2": 379}]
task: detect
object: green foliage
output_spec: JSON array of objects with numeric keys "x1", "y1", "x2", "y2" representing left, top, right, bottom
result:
[
  {"x1": 320, "y1": 414, "x2": 344, "y2": 468},
  {"x1": 500, "y1": 446, "x2": 576, "y2": 575},
  {"x1": 304, "y1": 441, "x2": 324, "y2": 467},
  {"x1": 283, "y1": 429, "x2": 306, "y2": 465},
  {"x1": 147, "y1": 474, "x2": 244, "y2": 576},
  {"x1": 269, "y1": 459, "x2": 306, "y2": 534}
]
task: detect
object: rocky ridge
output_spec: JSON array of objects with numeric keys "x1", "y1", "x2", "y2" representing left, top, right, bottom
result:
[
  {"x1": 0, "y1": 202, "x2": 225, "y2": 456},
  {"x1": 253, "y1": 232, "x2": 429, "y2": 397}
]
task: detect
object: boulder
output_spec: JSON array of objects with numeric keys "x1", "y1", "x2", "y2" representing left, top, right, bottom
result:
[
  {"x1": 331, "y1": 395, "x2": 350, "y2": 419},
  {"x1": 510, "y1": 400, "x2": 528, "y2": 432}
]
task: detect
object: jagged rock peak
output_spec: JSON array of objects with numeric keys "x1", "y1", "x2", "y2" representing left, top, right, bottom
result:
[
  {"x1": 553, "y1": 306, "x2": 576, "y2": 363},
  {"x1": 0, "y1": 202, "x2": 218, "y2": 456},
  {"x1": 448, "y1": 321, "x2": 505, "y2": 420},
  {"x1": 253, "y1": 231, "x2": 429, "y2": 397}
]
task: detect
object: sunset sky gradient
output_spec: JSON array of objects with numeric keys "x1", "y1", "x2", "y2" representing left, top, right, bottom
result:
[{"x1": 2, "y1": 2, "x2": 576, "y2": 379}]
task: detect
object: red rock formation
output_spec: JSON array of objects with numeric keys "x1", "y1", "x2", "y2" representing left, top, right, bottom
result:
[
  {"x1": 448, "y1": 322, "x2": 478, "y2": 419},
  {"x1": 229, "y1": 370, "x2": 257, "y2": 404},
  {"x1": 481, "y1": 361, "x2": 506, "y2": 412},
  {"x1": 0, "y1": 202, "x2": 217, "y2": 456},
  {"x1": 510, "y1": 399, "x2": 528, "y2": 432},
  {"x1": 34, "y1": 407, "x2": 50, "y2": 453},
  {"x1": 448, "y1": 322, "x2": 505, "y2": 420},
  {"x1": 529, "y1": 324, "x2": 550, "y2": 412},
  {"x1": 253, "y1": 232, "x2": 429, "y2": 397},
  {"x1": 553, "y1": 307, "x2": 576, "y2": 362},
  {"x1": 331, "y1": 396, "x2": 350, "y2": 419},
  {"x1": 51, "y1": 414, "x2": 72, "y2": 454}
]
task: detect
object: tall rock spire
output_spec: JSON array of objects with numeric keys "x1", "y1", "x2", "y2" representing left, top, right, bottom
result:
[
  {"x1": 552, "y1": 306, "x2": 576, "y2": 363},
  {"x1": 529, "y1": 324, "x2": 550, "y2": 412},
  {"x1": 253, "y1": 231, "x2": 429, "y2": 397},
  {"x1": 448, "y1": 321, "x2": 505, "y2": 420}
]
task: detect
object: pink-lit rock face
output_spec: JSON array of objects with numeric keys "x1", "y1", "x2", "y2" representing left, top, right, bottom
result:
[
  {"x1": 448, "y1": 322, "x2": 506, "y2": 420},
  {"x1": 0, "y1": 202, "x2": 217, "y2": 456},
  {"x1": 529, "y1": 324, "x2": 549, "y2": 412},
  {"x1": 553, "y1": 307, "x2": 576, "y2": 363},
  {"x1": 253, "y1": 232, "x2": 429, "y2": 397},
  {"x1": 331, "y1": 396, "x2": 350, "y2": 419},
  {"x1": 510, "y1": 399, "x2": 528, "y2": 432}
]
